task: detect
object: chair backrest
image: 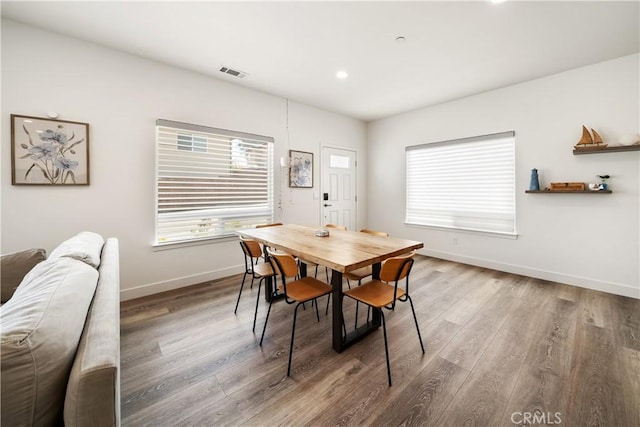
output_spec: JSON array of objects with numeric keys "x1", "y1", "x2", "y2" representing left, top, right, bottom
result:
[
  {"x1": 380, "y1": 251, "x2": 415, "y2": 283},
  {"x1": 360, "y1": 229, "x2": 389, "y2": 237},
  {"x1": 255, "y1": 223, "x2": 283, "y2": 228},
  {"x1": 325, "y1": 224, "x2": 347, "y2": 231},
  {"x1": 266, "y1": 248, "x2": 299, "y2": 279},
  {"x1": 239, "y1": 237, "x2": 263, "y2": 258}
]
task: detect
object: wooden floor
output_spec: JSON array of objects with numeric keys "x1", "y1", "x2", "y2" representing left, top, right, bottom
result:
[{"x1": 120, "y1": 256, "x2": 640, "y2": 426}]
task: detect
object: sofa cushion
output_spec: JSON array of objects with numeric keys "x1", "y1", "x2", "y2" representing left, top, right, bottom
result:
[
  {"x1": 65, "y1": 238, "x2": 120, "y2": 427},
  {"x1": 0, "y1": 248, "x2": 46, "y2": 303},
  {"x1": 48, "y1": 231, "x2": 105, "y2": 268},
  {"x1": 1, "y1": 257, "x2": 99, "y2": 427}
]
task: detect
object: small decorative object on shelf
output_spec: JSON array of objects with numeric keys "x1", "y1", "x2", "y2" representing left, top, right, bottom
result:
[
  {"x1": 574, "y1": 125, "x2": 607, "y2": 150},
  {"x1": 529, "y1": 168, "x2": 540, "y2": 191},
  {"x1": 596, "y1": 174, "x2": 610, "y2": 190},
  {"x1": 549, "y1": 182, "x2": 585, "y2": 191}
]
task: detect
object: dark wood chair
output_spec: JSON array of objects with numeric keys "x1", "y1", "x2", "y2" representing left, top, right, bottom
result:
[
  {"x1": 260, "y1": 248, "x2": 332, "y2": 377},
  {"x1": 236, "y1": 237, "x2": 274, "y2": 332},
  {"x1": 342, "y1": 251, "x2": 424, "y2": 386}
]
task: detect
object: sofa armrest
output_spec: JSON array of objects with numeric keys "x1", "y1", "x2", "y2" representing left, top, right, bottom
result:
[
  {"x1": 64, "y1": 238, "x2": 120, "y2": 427},
  {"x1": 0, "y1": 248, "x2": 46, "y2": 303}
]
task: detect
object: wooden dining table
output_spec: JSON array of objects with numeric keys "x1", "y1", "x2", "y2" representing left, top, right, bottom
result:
[{"x1": 237, "y1": 224, "x2": 424, "y2": 353}]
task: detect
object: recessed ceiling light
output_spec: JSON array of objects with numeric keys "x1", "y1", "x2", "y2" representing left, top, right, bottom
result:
[
  {"x1": 395, "y1": 36, "x2": 406, "y2": 43},
  {"x1": 336, "y1": 70, "x2": 349, "y2": 79}
]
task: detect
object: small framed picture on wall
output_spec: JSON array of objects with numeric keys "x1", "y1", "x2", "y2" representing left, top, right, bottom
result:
[
  {"x1": 289, "y1": 150, "x2": 313, "y2": 188},
  {"x1": 11, "y1": 114, "x2": 90, "y2": 185}
]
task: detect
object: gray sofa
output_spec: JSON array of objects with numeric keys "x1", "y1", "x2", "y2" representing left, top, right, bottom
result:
[{"x1": 1, "y1": 232, "x2": 120, "y2": 427}]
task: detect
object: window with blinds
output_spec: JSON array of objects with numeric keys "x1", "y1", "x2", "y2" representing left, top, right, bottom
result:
[
  {"x1": 406, "y1": 131, "x2": 516, "y2": 236},
  {"x1": 155, "y1": 119, "x2": 274, "y2": 245}
]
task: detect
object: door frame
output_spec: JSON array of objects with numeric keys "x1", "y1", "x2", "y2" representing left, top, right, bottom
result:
[{"x1": 319, "y1": 144, "x2": 358, "y2": 230}]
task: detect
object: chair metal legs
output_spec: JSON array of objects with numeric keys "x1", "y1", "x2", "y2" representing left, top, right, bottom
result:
[
  {"x1": 260, "y1": 297, "x2": 322, "y2": 377},
  {"x1": 380, "y1": 297, "x2": 424, "y2": 387},
  {"x1": 380, "y1": 310, "x2": 392, "y2": 387},
  {"x1": 287, "y1": 303, "x2": 303, "y2": 376},
  {"x1": 234, "y1": 272, "x2": 249, "y2": 314},
  {"x1": 259, "y1": 298, "x2": 273, "y2": 346},
  {"x1": 407, "y1": 295, "x2": 425, "y2": 353},
  {"x1": 252, "y1": 278, "x2": 263, "y2": 332}
]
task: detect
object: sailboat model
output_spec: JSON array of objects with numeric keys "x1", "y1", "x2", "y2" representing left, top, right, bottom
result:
[{"x1": 574, "y1": 125, "x2": 607, "y2": 149}]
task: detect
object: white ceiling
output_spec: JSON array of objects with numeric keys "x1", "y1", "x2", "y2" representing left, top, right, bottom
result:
[{"x1": 2, "y1": 1, "x2": 638, "y2": 122}]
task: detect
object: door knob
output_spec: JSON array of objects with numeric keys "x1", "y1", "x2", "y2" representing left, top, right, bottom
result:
[{"x1": 324, "y1": 204, "x2": 332, "y2": 207}]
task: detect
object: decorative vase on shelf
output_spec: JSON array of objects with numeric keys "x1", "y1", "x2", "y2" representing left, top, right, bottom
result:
[{"x1": 529, "y1": 168, "x2": 540, "y2": 191}]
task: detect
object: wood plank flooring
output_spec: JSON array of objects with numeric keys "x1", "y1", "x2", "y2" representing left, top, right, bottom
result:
[{"x1": 120, "y1": 255, "x2": 640, "y2": 426}]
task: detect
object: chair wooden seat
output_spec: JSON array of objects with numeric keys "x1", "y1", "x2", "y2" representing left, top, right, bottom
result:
[
  {"x1": 278, "y1": 276, "x2": 332, "y2": 302},
  {"x1": 343, "y1": 280, "x2": 406, "y2": 308}
]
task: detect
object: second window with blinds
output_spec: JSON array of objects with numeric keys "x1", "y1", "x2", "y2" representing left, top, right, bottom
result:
[
  {"x1": 405, "y1": 131, "x2": 516, "y2": 237},
  {"x1": 155, "y1": 119, "x2": 274, "y2": 246}
]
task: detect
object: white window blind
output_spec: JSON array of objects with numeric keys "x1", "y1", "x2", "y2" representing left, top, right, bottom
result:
[
  {"x1": 155, "y1": 119, "x2": 274, "y2": 245},
  {"x1": 406, "y1": 131, "x2": 516, "y2": 235}
]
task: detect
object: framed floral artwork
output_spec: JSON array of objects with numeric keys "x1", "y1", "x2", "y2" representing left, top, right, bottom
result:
[
  {"x1": 289, "y1": 150, "x2": 313, "y2": 188},
  {"x1": 11, "y1": 114, "x2": 90, "y2": 185}
]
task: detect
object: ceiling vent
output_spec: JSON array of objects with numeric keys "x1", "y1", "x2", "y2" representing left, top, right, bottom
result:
[{"x1": 219, "y1": 66, "x2": 248, "y2": 79}]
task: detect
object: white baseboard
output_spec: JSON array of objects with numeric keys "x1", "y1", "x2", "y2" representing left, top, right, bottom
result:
[
  {"x1": 120, "y1": 264, "x2": 244, "y2": 301},
  {"x1": 419, "y1": 249, "x2": 640, "y2": 299}
]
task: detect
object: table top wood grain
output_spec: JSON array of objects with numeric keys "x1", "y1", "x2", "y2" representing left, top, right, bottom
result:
[{"x1": 238, "y1": 224, "x2": 423, "y2": 273}]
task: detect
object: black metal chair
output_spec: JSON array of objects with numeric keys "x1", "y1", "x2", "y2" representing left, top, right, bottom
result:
[
  {"x1": 236, "y1": 237, "x2": 274, "y2": 332},
  {"x1": 260, "y1": 248, "x2": 332, "y2": 377},
  {"x1": 342, "y1": 251, "x2": 424, "y2": 386}
]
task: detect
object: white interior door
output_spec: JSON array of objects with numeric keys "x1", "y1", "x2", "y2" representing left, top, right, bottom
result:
[{"x1": 321, "y1": 147, "x2": 357, "y2": 230}]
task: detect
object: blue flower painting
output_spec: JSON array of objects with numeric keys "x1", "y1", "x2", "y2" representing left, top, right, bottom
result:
[
  {"x1": 289, "y1": 150, "x2": 313, "y2": 188},
  {"x1": 11, "y1": 115, "x2": 89, "y2": 185}
]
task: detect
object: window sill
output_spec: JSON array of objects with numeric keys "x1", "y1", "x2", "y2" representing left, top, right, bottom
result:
[
  {"x1": 404, "y1": 222, "x2": 518, "y2": 240},
  {"x1": 152, "y1": 234, "x2": 239, "y2": 251}
]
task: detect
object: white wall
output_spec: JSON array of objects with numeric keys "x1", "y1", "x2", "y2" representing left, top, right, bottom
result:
[
  {"x1": 0, "y1": 20, "x2": 367, "y2": 300},
  {"x1": 368, "y1": 54, "x2": 640, "y2": 298},
  {"x1": 278, "y1": 101, "x2": 367, "y2": 228}
]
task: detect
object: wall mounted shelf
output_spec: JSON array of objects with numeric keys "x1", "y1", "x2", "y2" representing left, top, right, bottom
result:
[
  {"x1": 525, "y1": 190, "x2": 612, "y2": 194},
  {"x1": 573, "y1": 145, "x2": 640, "y2": 155}
]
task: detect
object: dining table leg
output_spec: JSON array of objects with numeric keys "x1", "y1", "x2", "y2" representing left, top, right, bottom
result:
[
  {"x1": 332, "y1": 263, "x2": 382, "y2": 353},
  {"x1": 331, "y1": 270, "x2": 344, "y2": 352}
]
